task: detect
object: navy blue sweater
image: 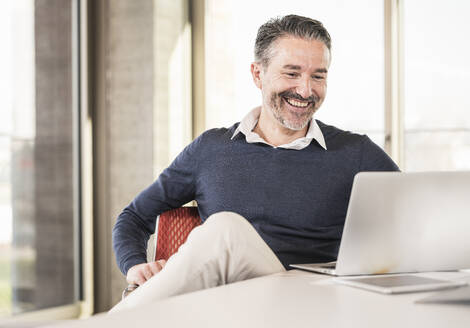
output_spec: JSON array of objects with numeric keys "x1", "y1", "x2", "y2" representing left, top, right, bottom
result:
[{"x1": 113, "y1": 121, "x2": 399, "y2": 274}]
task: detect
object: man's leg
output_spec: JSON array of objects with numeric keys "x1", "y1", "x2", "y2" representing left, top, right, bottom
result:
[{"x1": 109, "y1": 211, "x2": 285, "y2": 313}]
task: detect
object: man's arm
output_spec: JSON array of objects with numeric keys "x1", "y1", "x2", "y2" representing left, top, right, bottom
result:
[{"x1": 112, "y1": 135, "x2": 204, "y2": 283}]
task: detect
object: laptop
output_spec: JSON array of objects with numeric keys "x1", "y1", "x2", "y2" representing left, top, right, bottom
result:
[{"x1": 290, "y1": 171, "x2": 470, "y2": 276}]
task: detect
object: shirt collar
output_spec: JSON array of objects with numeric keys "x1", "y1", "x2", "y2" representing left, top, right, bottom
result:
[{"x1": 231, "y1": 106, "x2": 327, "y2": 150}]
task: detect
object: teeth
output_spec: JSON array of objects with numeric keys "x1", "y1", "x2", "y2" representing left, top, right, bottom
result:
[{"x1": 285, "y1": 98, "x2": 309, "y2": 108}]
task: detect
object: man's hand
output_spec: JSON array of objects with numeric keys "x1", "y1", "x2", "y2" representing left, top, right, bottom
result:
[{"x1": 126, "y1": 260, "x2": 167, "y2": 286}]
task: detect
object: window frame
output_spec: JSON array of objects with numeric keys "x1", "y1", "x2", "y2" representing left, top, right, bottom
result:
[{"x1": 384, "y1": 0, "x2": 404, "y2": 168}]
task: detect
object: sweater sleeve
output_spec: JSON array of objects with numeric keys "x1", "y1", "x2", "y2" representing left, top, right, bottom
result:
[
  {"x1": 112, "y1": 134, "x2": 203, "y2": 275},
  {"x1": 358, "y1": 136, "x2": 400, "y2": 172}
]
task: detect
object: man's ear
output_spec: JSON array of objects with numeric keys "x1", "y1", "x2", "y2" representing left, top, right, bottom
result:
[{"x1": 251, "y1": 62, "x2": 263, "y2": 89}]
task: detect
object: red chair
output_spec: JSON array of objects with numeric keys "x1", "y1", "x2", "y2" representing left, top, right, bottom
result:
[
  {"x1": 122, "y1": 206, "x2": 202, "y2": 299},
  {"x1": 153, "y1": 206, "x2": 202, "y2": 261}
]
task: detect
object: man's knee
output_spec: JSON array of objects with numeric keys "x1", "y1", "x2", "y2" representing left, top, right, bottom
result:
[
  {"x1": 181, "y1": 211, "x2": 261, "y2": 258},
  {"x1": 203, "y1": 211, "x2": 253, "y2": 237},
  {"x1": 176, "y1": 211, "x2": 253, "y2": 263}
]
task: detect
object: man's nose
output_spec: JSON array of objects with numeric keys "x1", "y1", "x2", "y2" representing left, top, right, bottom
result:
[{"x1": 295, "y1": 78, "x2": 313, "y2": 99}]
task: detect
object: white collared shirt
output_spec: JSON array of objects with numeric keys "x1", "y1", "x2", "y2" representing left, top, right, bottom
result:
[{"x1": 231, "y1": 106, "x2": 327, "y2": 150}]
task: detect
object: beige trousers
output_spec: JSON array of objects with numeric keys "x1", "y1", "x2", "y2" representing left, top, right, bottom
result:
[{"x1": 109, "y1": 211, "x2": 285, "y2": 313}]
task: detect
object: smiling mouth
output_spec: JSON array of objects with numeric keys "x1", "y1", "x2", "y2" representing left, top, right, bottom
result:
[{"x1": 283, "y1": 97, "x2": 311, "y2": 109}]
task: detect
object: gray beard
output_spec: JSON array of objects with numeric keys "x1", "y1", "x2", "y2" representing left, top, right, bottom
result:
[{"x1": 269, "y1": 93, "x2": 316, "y2": 131}]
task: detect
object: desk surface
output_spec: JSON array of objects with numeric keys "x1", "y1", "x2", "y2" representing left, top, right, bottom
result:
[{"x1": 46, "y1": 270, "x2": 470, "y2": 328}]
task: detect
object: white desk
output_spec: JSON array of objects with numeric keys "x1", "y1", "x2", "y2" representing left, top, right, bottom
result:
[{"x1": 45, "y1": 270, "x2": 470, "y2": 328}]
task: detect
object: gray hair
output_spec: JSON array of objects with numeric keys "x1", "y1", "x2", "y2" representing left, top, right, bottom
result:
[{"x1": 254, "y1": 15, "x2": 331, "y2": 66}]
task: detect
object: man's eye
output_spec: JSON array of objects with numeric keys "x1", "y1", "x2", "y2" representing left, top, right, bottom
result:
[
  {"x1": 284, "y1": 72, "x2": 298, "y2": 77},
  {"x1": 313, "y1": 75, "x2": 325, "y2": 80}
]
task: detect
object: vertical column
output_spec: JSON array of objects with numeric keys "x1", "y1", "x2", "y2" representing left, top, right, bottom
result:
[
  {"x1": 93, "y1": 0, "x2": 154, "y2": 312},
  {"x1": 34, "y1": 0, "x2": 75, "y2": 309}
]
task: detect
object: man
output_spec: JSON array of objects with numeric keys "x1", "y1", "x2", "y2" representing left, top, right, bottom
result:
[{"x1": 111, "y1": 14, "x2": 398, "y2": 312}]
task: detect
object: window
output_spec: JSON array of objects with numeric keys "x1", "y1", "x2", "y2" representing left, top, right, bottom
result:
[
  {"x1": 204, "y1": 0, "x2": 386, "y2": 146},
  {"x1": 0, "y1": 0, "x2": 82, "y2": 317},
  {"x1": 402, "y1": 0, "x2": 470, "y2": 171},
  {"x1": 202, "y1": 0, "x2": 470, "y2": 171}
]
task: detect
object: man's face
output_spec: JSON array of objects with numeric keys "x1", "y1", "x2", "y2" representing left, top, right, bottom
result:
[{"x1": 252, "y1": 36, "x2": 330, "y2": 131}]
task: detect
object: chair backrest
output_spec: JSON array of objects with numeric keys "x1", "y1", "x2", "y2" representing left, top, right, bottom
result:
[
  {"x1": 122, "y1": 207, "x2": 202, "y2": 300},
  {"x1": 154, "y1": 206, "x2": 202, "y2": 261}
]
